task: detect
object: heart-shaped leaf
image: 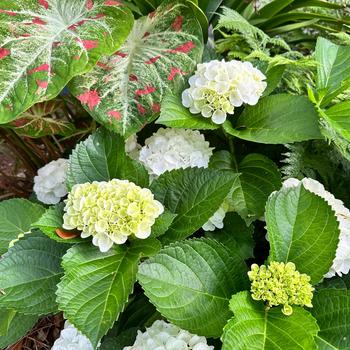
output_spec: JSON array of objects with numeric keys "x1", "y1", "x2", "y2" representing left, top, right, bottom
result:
[
  {"x1": 69, "y1": 0, "x2": 203, "y2": 137},
  {"x1": 0, "y1": 0, "x2": 134, "y2": 123}
]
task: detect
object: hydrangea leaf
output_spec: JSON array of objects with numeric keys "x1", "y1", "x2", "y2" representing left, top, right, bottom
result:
[
  {"x1": 56, "y1": 242, "x2": 156, "y2": 348},
  {"x1": 315, "y1": 37, "x2": 350, "y2": 96},
  {"x1": 223, "y1": 94, "x2": 323, "y2": 144},
  {"x1": 266, "y1": 183, "x2": 340, "y2": 284},
  {"x1": 221, "y1": 291, "x2": 319, "y2": 350},
  {"x1": 33, "y1": 203, "x2": 83, "y2": 244},
  {"x1": 0, "y1": 0, "x2": 134, "y2": 124},
  {"x1": 231, "y1": 153, "x2": 282, "y2": 224},
  {"x1": 0, "y1": 198, "x2": 45, "y2": 255},
  {"x1": 157, "y1": 93, "x2": 218, "y2": 130},
  {"x1": 206, "y1": 212, "x2": 254, "y2": 261},
  {"x1": 0, "y1": 231, "x2": 67, "y2": 315},
  {"x1": 311, "y1": 289, "x2": 350, "y2": 350},
  {"x1": 69, "y1": 1, "x2": 204, "y2": 137},
  {"x1": 0, "y1": 311, "x2": 38, "y2": 348},
  {"x1": 138, "y1": 238, "x2": 249, "y2": 337},
  {"x1": 323, "y1": 101, "x2": 350, "y2": 142},
  {"x1": 67, "y1": 127, "x2": 149, "y2": 190},
  {"x1": 150, "y1": 167, "x2": 237, "y2": 243},
  {"x1": 3, "y1": 100, "x2": 76, "y2": 138}
]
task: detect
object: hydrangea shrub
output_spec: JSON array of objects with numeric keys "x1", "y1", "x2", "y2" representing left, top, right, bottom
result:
[{"x1": 0, "y1": 1, "x2": 350, "y2": 350}]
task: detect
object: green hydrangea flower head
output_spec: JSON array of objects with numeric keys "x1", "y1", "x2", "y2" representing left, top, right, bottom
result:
[
  {"x1": 248, "y1": 261, "x2": 314, "y2": 315},
  {"x1": 63, "y1": 179, "x2": 164, "y2": 252}
]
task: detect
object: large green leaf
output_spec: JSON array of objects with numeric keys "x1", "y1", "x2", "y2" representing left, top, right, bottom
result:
[
  {"x1": 0, "y1": 232, "x2": 67, "y2": 315},
  {"x1": 231, "y1": 154, "x2": 281, "y2": 223},
  {"x1": 157, "y1": 93, "x2": 218, "y2": 130},
  {"x1": 0, "y1": 0, "x2": 133, "y2": 124},
  {"x1": 206, "y1": 212, "x2": 254, "y2": 261},
  {"x1": 67, "y1": 127, "x2": 149, "y2": 189},
  {"x1": 223, "y1": 94, "x2": 322, "y2": 144},
  {"x1": 0, "y1": 310, "x2": 37, "y2": 348},
  {"x1": 0, "y1": 199, "x2": 45, "y2": 255},
  {"x1": 312, "y1": 288, "x2": 350, "y2": 350},
  {"x1": 150, "y1": 167, "x2": 237, "y2": 243},
  {"x1": 222, "y1": 291, "x2": 319, "y2": 350},
  {"x1": 266, "y1": 184, "x2": 340, "y2": 284},
  {"x1": 315, "y1": 37, "x2": 350, "y2": 95},
  {"x1": 138, "y1": 238, "x2": 249, "y2": 337},
  {"x1": 69, "y1": 1, "x2": 203, "y2": 137},
  {"x1": 56, "y1": 241, "x2": 156, "y2": 348}
]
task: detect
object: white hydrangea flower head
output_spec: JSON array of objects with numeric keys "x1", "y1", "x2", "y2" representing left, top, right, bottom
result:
[
  {"x1": 52, "y1": 321, "x2": 94, "y2": 350},
  {"x1": 125, "y1": 134, "x2": 141, "y2": 160},
  {"x1": 63, "y1": 179, "x2": 164, "y2": 252},
  {"x1": 138, "y1": 128, "x2": 213, "y2": 177},
  {"x1": 33, "y1": 158, "x2": 69, "y2": 204},
  {"x1": 123, "y1": 320, "x2": 214, "y2": 350},
  {"x1": 283, "y1": 177, "x2": 350, "y2": 278},
  {"x1": 182, "y1": 59, "x2": 266, "y2": 124}
]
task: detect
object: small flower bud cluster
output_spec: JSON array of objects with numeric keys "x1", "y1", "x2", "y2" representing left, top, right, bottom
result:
[
  {"x1": 33, "y1": 158, "x2": 68, "y2": 204},
  {"x1": 123, "y1": 320, "x2": 214, "y2": 350},
  {"x1": 182, "y1": 59, "x2": 266, "y2": 124},
  {"x1": 248, "y1": 261, "x2": 314, "y2": 315},
  {"x1": 63, "y1": 179, "x2": 163, "y2": 252}
]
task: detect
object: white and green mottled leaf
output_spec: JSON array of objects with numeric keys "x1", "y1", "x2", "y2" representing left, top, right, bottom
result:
[
  {"x1": 0, "y1": 0, "x2": 133, "y2": 123},
  {"x1": 222, "y1": 291, "x2": 319, "y2": 350},
  {"x1": 0, "y1": 198, "x2": 45, "y2": 255},
  {"x1": 138, "y1": 238, "x2": 249, "y2": 337},
  {"x1": 0, "y1": 232, "x2": 67, "y2": 315},
  {"x1": 69, "y1": 1, "x2": 203, "y2": 137}
]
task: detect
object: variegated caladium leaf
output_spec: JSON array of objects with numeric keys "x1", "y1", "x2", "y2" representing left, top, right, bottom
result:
[
  {"x1": 0, "y1": 0, "x2": 134, "y2": 124},
  {"x1": 69, "y1": 1, "x2": 203, "y2": 137}
]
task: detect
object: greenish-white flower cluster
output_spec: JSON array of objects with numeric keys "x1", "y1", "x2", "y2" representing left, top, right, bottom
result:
[
  {"x1": 248, "y1": 261, "x2": 314, "y2": 315},
  {"x1": 63, "y1": 179, "x2": 164, "y2": 252},
  {"x1": 123, "y1": 320, "x2": 214, "y2": 350},
  {"x1": 182, "y1": 59, "x2": 266, "y2": 124}
]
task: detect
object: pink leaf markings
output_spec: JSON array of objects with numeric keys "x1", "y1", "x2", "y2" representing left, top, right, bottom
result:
[
  {"x1": 0, "y1": 48, "x2": 10, "y2": 59},
  {"x1": 78, "y1": 90, "x2": 100, "y2": 111}
]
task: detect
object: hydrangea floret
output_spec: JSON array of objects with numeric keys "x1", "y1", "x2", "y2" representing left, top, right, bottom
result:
[
  {"x1": 33, "y1": 158, "x2": 68, "y2": 204},
  {"x1": 52, "y1": 321, "x2": 95, "y2": 350},
  {"x1": 62, "y1": 179, "x2": 164, "y2": 252},
  {"x1": 181, "y1": 59, "x2": 267, "y2": 124},
  {"x1": 123, "y1": 320, "x2": 214, "y2": 350},
  {"x1": 248, "y1": 261, "x2": 314, "y2": 316},
  {"x1": 283, "y1": 178, "x2": 350, "y2": 278},
  {"x1": 138, "y1": 128, "x2": 213, "y2": 177}
]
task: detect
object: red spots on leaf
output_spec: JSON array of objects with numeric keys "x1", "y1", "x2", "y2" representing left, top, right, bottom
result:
[
  {"x1": 13, "y1": 118, "x2": 27, "y2": 127},
  {"x1": 129, "y1": 74, "x2": 138, "y2": 81},
  {"x1": 152, "y1": 103, "x2": 160, "y2": 113},
  {"x1": 20, "y1": 33, "x2": 31, "y2": 37},
  {"x1": 145, "y1": 55, "x2": 161, "y2": 64},
  {"x1": 0, "y1": 9, "x2": 17, "y2": 16},
  {"x1": 32, "y1": 17, "x2": 47, "y2": 25},
  {"x1": 69, "y1": 20, "x2": 87, "y2": 30},
  {"x1": 0, "y1": 48, "x2": 10, "y2": 59},
  {"x1": 148, "y1": 11, "x2": 156, "y2": 19},
  {"x1": 168, "y1": 67, "x2": 187, "y2": 81},
  {"x1": 104, "y1": 0, "x2": 122, "y2": 5},
  {"x1": 135, "y1": 85, "x2": 156, "y2": 96},
  {"x1": 81, "y1": 40, "x2": 99, "y2": 50},
  {"x1": 168, "y1": 41, "x2": 195, "y2": 54},
  {"x1": 55, "y1": 229, "x2": 79, "y2": 240},
  {"x1": 97, "y1": 61, "x2": 111, "y2": 70},
  {"x1": 172, "y1": 15, "x2": 183, "y2": 31},
  {"x1": 86, "y1": 0, "x2": 94, "y2": 10},
  {"x1": 38, "y1": 0, "x2": 49, "y2": 9},
  {"x1": 92, "y1": 13, "x2": 105, "y2": 19},
  {"x1": 143, "y1": 32, "x2": 150, "y2": 38},
  {"x1": 78, "y1": 90, "x2": 100, "y2": 111},
  {"x1": 28, "y1": 63, "x2": 50, "y2": 75},
  {"x1": 114, "y1": 50, "x2": 127, "y2": 57},
  {"x1": 137, "y1": 103, "x2": 146, "y2": 115},
  {"x1": 73, "y1": 55, "x2": 81, "y2": 60},
  {"x1": 53, "y1": 41, "x2": 62, "y2": 47},
  {"x1": 108, "y1": 110, "x2": 122, "y2": 120},
  {"x1": 36, "y1": 79, "x2": 48, "y2": 89}
]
